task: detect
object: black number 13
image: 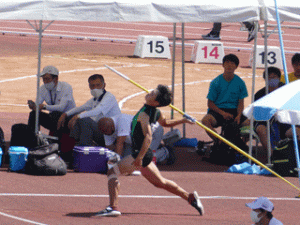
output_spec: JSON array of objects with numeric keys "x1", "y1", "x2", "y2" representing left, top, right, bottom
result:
[{"x1": 259, "y1": 51, "x2": 277, "y2": 64}]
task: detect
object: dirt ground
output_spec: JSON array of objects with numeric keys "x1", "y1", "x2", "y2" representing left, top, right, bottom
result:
[{"x1": 0, "y1": 52, "x2": 267, "y2": 144}]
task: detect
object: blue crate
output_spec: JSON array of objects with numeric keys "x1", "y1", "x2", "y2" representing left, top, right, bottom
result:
[{"x1": 8, "y1": 146, "x2": 28, "y2": 172}]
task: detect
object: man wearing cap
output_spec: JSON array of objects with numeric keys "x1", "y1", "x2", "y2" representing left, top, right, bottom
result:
[
  {"x1": 246, "y1": 196, "x2": 283, "y2": 225},
  {"x1": 27, "y1": 65, "x2": 76, "y2": 136}
]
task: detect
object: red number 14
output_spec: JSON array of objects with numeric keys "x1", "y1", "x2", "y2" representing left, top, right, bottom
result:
[{"x1": 201, "y1": 46, "x2": 220, "y2": 59}]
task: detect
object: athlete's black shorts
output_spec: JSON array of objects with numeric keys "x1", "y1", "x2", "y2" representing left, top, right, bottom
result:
[{"x1": 131, "y1": 148, "x2": 153, "y2": 167}]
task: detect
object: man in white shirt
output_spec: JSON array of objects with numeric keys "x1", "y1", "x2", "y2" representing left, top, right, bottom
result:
[
  {"x1": 98, "y1": 113, "x2": 164, "y2": 158},
  {"x1": 57, "y1": 74, "x2": 121, "y2": 146},
  {"x1": 27, "y1": 65, "x2": 76, "y2": 136}
]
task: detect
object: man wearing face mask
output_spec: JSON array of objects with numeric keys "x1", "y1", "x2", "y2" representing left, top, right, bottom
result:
[
  {"x1": 57, "y1": 74, "x2": 121, "y2": 146},
  {"x1": 246, "y1": 197, "x2": 283, "y2": 225},
  {"x1": 253, "y1": 67, "x2": 288, "y2": 154},
  {"x1": 27, "y1": 65, "x2": 76, "y2": 136}
]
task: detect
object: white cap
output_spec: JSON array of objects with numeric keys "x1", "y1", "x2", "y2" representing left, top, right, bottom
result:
[
  {"x1": 246, "y1": 197, "x2": 274, "y2": 212},
  {"x1": 40, "y1": 65, "x2": 59, "y2": 76}
]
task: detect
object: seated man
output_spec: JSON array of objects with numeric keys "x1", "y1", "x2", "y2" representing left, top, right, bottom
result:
[
  {"x1": 96, "y1": 85, "x2": 203, "y2": 217},
  {"x1": 254, "y1": 67, "x2": 288, "y2": 153},
  {"x1": 201, "y1": 54, "x2": 248, "y2": 145},
  {"x1": 57, "y1": 74, "x2": 121, "y2": 146},
  {"x1": 27, "y1": 65, "x2": 76, "y2": 137}
]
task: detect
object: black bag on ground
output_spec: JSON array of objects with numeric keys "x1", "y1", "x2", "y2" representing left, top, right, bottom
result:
[
  {"x1": 10, "y1": 123, "x2": 38, "y2": 149},
  {"x1": 222, "y1": 121, "x2": 248, "y2": 152},
  {"x1": 272, "y1": 138, "x2": 299, "y2": 177},
  {"x1": 204, "y1": 122, "x2": 248, "y2": 166},
  {"x1": 0, "y1": 126, "x2": 5, "y2": 151},
  {"x1": 25, "y1": 143, "x2": 67, "y2": 176},
  {"x1": 206, "y1": 142, "x2": 237, "y2": 166}
]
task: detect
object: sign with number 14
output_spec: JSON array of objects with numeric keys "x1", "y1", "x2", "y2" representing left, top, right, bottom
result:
[{"x1": 191, "y1": 41, "x2": 224, "y2": 64}]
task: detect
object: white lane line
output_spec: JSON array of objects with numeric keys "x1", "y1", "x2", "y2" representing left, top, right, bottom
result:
[
  {"x1": 0, "y1": 193, "x2": 299, "y2": 201},
  {"x1": 0, "y1": 211, "x2": 47, "y2": 225}
]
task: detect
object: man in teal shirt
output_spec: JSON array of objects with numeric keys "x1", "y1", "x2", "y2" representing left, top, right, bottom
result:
[{"x1": 202, "y1": 54, "x2": 248, "y2": 144}]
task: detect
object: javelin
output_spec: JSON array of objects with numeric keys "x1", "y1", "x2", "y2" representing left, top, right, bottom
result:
[{"x1": 105, "y1": 64, "x2": 300, "y2": 195}]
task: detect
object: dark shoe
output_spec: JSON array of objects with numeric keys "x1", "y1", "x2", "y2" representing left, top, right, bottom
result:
[
  {"x1": 202, "y1": 33, "x2": 221, "y2": 40},
  {"x1": 188, "y1": 191, "x2": 204, "y2": 216}
]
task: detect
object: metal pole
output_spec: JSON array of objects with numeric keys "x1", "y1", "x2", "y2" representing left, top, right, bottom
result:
[
  {"x1": 171, "y1": 23, "x2": 176, "y2": 121},
  {"x1": 249, "y1": 21, "x2": 259, "y2": 163},
  {"x1": 263, "y1": 20, "x2": 272, "y2": 166},
  {"x1": 34, "y1": 20, "x2": 43, "y2": 135},
  {"x1": 181, "y1": 23, "x2": 186, "y2": 138}
]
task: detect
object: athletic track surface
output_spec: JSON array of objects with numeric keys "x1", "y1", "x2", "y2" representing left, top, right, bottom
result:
[{"x1": 0, "y1": 20, "x2": 300, "y2": 224}]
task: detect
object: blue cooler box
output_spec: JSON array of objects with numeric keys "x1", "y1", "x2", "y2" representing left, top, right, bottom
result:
[
  {"x1": 0, "y1": 147, "x2": 2, "y2": 167},
  {"x1": 8, "y1": 146, "x2": 28, "y2": 172},
  {"x1": 73, "y1": 146, "x2": 111, "y2": 173}
]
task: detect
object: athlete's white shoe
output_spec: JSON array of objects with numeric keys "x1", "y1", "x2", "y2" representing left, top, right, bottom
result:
[
  {"x1": 95, "y1": 206, "x2": 121, "y2": 217},
  {"x1": 188, "y1": 191, "x2": 204, "y2": 216}
]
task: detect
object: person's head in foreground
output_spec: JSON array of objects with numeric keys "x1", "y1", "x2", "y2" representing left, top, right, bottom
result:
[
  {"x1": 246, "y1": 196, "x2": 280, "y2": 225},
  {"x1": 145, "y1": 84, "x2": 172, "y2": 107}
]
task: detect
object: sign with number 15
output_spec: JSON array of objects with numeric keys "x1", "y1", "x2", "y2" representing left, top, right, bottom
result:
[{"x1": 191, "y1": 41, "x2": 224, "y2": 64}]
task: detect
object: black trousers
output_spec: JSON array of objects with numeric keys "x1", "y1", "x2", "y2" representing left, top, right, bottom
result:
[{"x1": 28, "y1": 111, "x2": 69, "y2": 136}]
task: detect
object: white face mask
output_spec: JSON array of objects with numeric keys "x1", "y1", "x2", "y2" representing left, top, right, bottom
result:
[
  {"x1": 90, "y1": 88, "x2": 104, "y2": 98},
  {"x1": 44, "y1": 81, "x2": 56, "y2": 91},
  {"x1": 250, "y1": 210, "x2": 262, "y2": 223}
]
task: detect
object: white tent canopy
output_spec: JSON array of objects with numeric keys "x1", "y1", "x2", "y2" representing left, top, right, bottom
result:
[
  {"x1": 1, "y1": 1, "x2": 300, "y2": 23},
  {"x1": 261, "y1": 0, "x2": 300, "y2": 21},
  {"x1": 0, "y1": 0, "x2": 261, "y2": 22}
]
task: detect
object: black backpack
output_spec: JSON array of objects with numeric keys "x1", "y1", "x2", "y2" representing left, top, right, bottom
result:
[
  {"x1": 25, "y1": 143, "x2": 67, "y2": 176},
  {"x1": 10, "y1": 123, "x2": 38, "y2": 149},
  {"x1": 272, "y1": 138, "x2": 299, "y2": 177},
  {"x1": 203, "y1": 122, "x2": 248, "y2": 166}
]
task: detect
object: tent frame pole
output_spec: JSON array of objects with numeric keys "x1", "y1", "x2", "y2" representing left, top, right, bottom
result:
[
  {"x1": 26, "y1": 20, "x2": 54, "y2": 135},
  {"x1": 171, "y1": 23, "x2": 176, "y2": 122},
  {"x1": 263, "y1": 19, "x2": 272, "y2": 166},
  {"x1": 249, "y1": 21, "x2": 259, "y2": 163},
  {"x1": 181, "y1": 23, "x2": 186, "y2": 138}
]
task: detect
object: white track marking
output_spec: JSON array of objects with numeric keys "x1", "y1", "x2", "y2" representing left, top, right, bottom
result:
[
  {"x1": 0, "y1": 211, "x2": 47, "y2": 225},
  {"x1": 0, "y1": 193, "x2": 299, "y2": 201}
]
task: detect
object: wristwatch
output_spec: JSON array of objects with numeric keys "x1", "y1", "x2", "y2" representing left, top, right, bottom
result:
[{"x1": 43, "y1": 105, "x2": 46, "y2": 110}]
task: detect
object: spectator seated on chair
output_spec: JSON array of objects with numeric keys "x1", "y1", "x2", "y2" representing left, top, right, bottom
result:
[
  {"x1": 253, "y1": 67, "x2": 290, "y2": 155},
  {"x1": 27, "y1": 65, "x2": 76, "y2": 139},
  {"x1": 201, "y1": 54, "x2": 248, "y2": 147}
]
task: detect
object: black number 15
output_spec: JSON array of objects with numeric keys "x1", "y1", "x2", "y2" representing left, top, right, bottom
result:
[{"x1": 147, "y1": 41, "x2": 165, "y2": 54}]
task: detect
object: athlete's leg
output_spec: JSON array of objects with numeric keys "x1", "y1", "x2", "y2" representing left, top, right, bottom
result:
[
  {"x1": 140, "y1": 162, "x2": 204, "y2": 215},
  {"x1": 140, "y1": 162, "x2": 189, "y2": 200},
  {"x1": 96, "y1": 155, "x2": 136, "y2": 217},
  {"x1": 107, "y1": 155, "x2": 136, "y2": 208}
]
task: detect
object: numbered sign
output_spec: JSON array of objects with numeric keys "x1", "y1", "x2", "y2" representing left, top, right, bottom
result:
[
  {"x1": 249, "y1": 45, "x2": 283, "y2": 69},
  {"x1": 133, "y1": 35, "x2": 171, "y2": 59},
  {"x1": 191, "y1": 41, "x2": 224, "y2": 64}
]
